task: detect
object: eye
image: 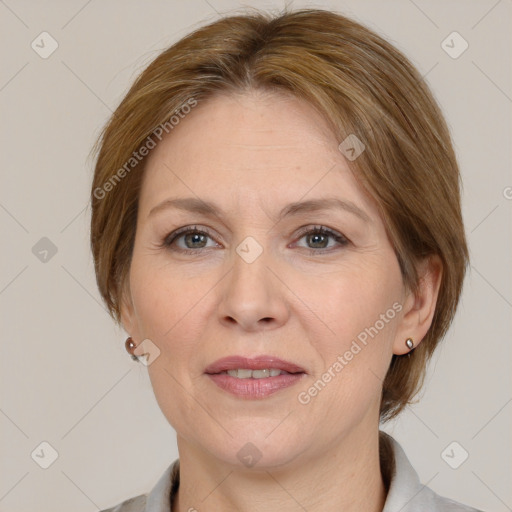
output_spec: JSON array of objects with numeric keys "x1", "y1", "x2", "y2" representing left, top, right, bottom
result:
[
  {"x1": 293, "y1": 225, "x2": 349, "y2": 252},
  {"x1": 159, "y1": 224, "x2": 349, "y2": 256},
  {"x1": 161, "y1": 226, "x2": 220, "y2": 254}
]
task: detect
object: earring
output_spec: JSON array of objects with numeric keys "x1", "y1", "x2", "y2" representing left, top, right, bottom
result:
[
  {"x1": 125, "y1": 337, "x2": 140, "y2": 361},
  {"x1": 405, "y1": 337, "x2": 414, "y2": 350}
]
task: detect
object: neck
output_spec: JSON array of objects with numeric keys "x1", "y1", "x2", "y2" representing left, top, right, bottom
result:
[{"x1": 173, "y1": 427, "x2": 387, "y2": 512}]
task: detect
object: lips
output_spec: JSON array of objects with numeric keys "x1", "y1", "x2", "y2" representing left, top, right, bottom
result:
[
  {"x1": 204, "y1": 356, "x2": 306, "y2": 375},
  {"x1": 204, "y1": 356, "x2": 307, "y2": 399}
]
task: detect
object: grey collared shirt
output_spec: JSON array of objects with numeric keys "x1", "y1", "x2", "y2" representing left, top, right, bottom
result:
[{"x1": 101, "y1": 434, "x2": 483, "y2": 512}]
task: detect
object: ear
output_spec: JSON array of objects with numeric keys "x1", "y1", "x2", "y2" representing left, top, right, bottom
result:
[{"x1": 393, "y1": 254, "x2": 443, "y2": 355}]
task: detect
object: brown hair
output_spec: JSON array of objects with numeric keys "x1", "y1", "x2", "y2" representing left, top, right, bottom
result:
[{"x1": 90, "y1": 7, "x2": 469, "y2": 421}]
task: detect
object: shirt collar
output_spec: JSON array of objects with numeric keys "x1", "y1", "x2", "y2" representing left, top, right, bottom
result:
[
  {"x1": 381, "y1": 431, "x2": 431, "y2": 511},
  {"x1": 143, "y1": 459, "x2": 179, "y2": 512}
]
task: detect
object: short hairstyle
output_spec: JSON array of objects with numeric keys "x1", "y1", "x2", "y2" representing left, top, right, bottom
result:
[{"x1": 90, "y1": 8, "x2": 469, "y2": 421}]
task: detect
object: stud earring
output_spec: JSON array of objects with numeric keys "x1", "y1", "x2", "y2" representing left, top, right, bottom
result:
[
  {"x1": 125, "y1": 337, "x2": 140, "y2": 361},
  {"x1": 405, "y1": 338, "x2": 414, "y2": 350}
]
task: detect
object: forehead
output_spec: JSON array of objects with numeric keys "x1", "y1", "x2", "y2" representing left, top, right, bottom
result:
[{"x1": 139, "y1": 90, "x2": 379, "y2": 221}]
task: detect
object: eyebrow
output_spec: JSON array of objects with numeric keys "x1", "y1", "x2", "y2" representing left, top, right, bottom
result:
[{"x1": 148, "y1": 196, "x2": 371, "y2": 224}]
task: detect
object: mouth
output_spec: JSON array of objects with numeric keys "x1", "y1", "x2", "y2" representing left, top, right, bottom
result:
[
  {"x1": 219, "y1": 368, "x2": 293, "y2": 379},
  {"x1": 204, "y1": 356, "x2": 306, "y2": 399},
  {"x1": 205, "y1": 355, "x2": 306, "y2": 375}
]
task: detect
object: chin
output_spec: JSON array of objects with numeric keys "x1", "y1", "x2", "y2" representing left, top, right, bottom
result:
[{"x1": 198, "y1": 419, "x2": 307, "y2": 471}]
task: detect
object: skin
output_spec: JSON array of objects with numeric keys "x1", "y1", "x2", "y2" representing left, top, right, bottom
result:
[{"x1": 121, "y1": 89, "x2": 442, "y2": 512}]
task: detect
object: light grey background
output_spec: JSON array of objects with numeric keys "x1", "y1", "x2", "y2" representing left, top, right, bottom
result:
[{"x1": 1, "y1": 1, "x2": 511, "y2": 511}]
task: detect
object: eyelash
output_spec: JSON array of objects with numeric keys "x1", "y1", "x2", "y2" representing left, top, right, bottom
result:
[{"x1": 159, "y1": 225, "x2": 349, "y2": 256}]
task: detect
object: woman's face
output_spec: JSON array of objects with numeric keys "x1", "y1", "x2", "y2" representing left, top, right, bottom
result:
[{"x1": 122, "y1": 90, "x2": 414, "y2": 468}]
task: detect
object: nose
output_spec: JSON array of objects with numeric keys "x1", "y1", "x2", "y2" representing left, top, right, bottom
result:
[{"x1": 217, "y1": 246, "x2": 290, "y2": 332}]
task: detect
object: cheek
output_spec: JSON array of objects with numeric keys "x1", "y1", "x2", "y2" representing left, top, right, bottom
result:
[
  {"x1": 129, "y1": 256, "x2": 208, "y2": 340},
  {"x1": 128, "y1": 262, "x2": 210, "y2": 425},
  {"x1": 294, "y1": 256, "x2": 401, "y2": 346},
  {"x1": 294, "y1": 257, "x2": 402, "y2": 414}
]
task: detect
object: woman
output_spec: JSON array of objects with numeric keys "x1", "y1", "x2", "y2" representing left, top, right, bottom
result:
[{"x1": 91, "y1": 8, "x2": 482, "y2": 512}]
